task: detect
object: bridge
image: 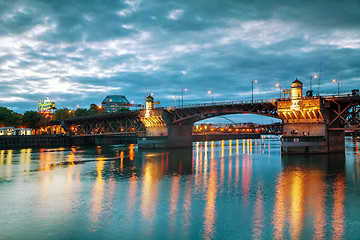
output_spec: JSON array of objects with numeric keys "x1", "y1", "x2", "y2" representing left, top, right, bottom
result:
[{"x1": 50, "y1": 79, "x2": 360, "y2": 154}]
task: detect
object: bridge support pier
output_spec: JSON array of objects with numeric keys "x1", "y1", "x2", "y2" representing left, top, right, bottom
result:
[
  {"x1": 167, "y1": 124, "x2": 193, "y2": 148},
  {"x1": 138, "y1": 124, "x2": 193, "y2": 149},
  {"x1": 281, "y1": 123, "x2": 345, "y2": 154}
]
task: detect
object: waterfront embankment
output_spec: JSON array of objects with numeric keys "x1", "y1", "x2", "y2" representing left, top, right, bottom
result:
[{"x1": 0, "y1": 133, "x2": 261, "y2": 149}]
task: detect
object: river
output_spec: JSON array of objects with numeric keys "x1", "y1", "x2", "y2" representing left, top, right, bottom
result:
[{"x1": 1, "y1": 136, "x2": 360, "y2": 239}]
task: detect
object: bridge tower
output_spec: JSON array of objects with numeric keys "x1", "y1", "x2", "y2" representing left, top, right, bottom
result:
[
  {"x1": 278, "y1": 79, "x2": 344, "y2": 154},
  {"x1": 140, "y1": 95, "x2": 167, "y2": 137},
  {"x1": 139, "y1": 96, "x2": 193, "y2": 148}
]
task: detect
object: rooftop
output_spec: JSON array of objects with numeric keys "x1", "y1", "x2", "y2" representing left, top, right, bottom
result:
[{"x1": 102, "y1": 95, "x2": 129, "y2": 104}]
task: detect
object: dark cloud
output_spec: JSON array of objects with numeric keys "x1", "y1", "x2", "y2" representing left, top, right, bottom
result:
[{"x1": 0, "y1": 0, "x2": 359, "y2": 123}]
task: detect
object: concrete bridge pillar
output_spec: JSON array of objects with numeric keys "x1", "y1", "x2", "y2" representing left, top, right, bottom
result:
[{"x1": 167, "y1": 124, "x2": 193, "y2": 148}]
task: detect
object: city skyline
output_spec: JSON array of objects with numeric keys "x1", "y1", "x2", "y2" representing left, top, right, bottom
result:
[{"x1": 0, "y1": 0, "x2": 359, "y2": 123}]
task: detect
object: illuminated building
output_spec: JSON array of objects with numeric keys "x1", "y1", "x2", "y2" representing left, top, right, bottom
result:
[
  {"x1": 101, "y1": 95, "x2": 130, "y2": 113},
  {"x1": 0, "y1": 127, "x2": 32, "y2": 136},
  {"x1": 37, "y1": 97, "x2": 56, "y2": 114}
]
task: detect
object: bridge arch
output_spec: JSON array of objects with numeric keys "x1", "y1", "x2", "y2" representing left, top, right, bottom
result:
[{"x1": 163, "y1": 101, "x2": 279, "y2": 126}]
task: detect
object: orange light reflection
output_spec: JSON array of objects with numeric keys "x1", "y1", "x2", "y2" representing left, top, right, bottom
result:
[{"x1": 89, "y1": 158, "x2": 105, "y2": 231}]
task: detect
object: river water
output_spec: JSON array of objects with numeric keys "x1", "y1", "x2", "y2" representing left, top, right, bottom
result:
[{"x1": 0, "y1": 136, "x2": 360, "y2": 239}]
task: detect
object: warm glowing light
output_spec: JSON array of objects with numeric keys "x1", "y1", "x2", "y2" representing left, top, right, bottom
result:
[
  {"x1": 254, "y1": 80, "x2": 258, "y2": 83},
  {"x1": 208, "y1": 90, "x2": 212, "y2": 94},
  {"x1": 184, "y1": 88, "x2": 188, "y2": 91},
  {"x1": 276, "y1": 83, "x2": 280, "y2": 87},
  {"x1": 314, "y1": 75, "x2": 318, "y2": 79},
  {"x1": 129, "y1": 144, "x2": 135, "y2": 161},
  {"x1": 332, "y1": 79, "x2": 337, "y2": 83}
]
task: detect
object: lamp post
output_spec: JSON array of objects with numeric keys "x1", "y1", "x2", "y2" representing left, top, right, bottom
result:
[
  {"x1": 181, "y1": 88, "x2": 187, "y2": 108},
  {"x1": 276, "y1": 83, "x2": 282, "y2": 98},
  {"x1": 173, "y1": 95, "x2": 176, "y2": 108},
  {"x1": 208, "y1": 90, "x2": 213, "y2": 105},
  {"x1": 252, "y1": 80, "x2": 258, "y2": 103},
  {"x1": 332, "y1": 79, "x2": 340, "y2": 95}
]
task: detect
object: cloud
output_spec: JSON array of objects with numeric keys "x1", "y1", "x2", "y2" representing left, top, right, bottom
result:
[
  {"x1": 0, "y1": 97, "x2": 29, "y2": 102},
  {"x1": 0, "y1": 0, "x2": 358, "y2": 124},
  {"x1": 167, "y1": 9, "x2": 184, "y2": 20}
]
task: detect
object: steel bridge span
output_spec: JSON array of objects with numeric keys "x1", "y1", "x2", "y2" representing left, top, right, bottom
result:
[{"x1": 50, "y1": 94, "x2": 360, "y2": 153}]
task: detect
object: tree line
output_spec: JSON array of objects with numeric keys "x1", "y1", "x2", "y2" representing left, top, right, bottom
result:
[{"x1": 0, "y1": 104, "x2": 106, "y2": 130}]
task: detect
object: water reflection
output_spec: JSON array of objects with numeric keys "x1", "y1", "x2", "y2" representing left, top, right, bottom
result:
[
  {"x1": 202, "y1": 146, "x2": 218, "y2": 240},
  {"x1": 252, "y1": 182, "x2": 264, "y2": 239},
  {"x1": 332, "y1": 173, "x2": 345, "y2": 240},
  {"x1": 273, "y1": 154, "x2": 346, "y2": 239},
  {"x1": 1, "y1": 138, "x2": 358, "y2": 239},
  {"x1": 19, "y1": 149, "x2": 31, "y2": 173},
  {"x1": 0, "y1": 150, "x2": 12, "y2": 180},
  {"x1": 89, "y1": 158, "x2": 105, "y2": 231}
]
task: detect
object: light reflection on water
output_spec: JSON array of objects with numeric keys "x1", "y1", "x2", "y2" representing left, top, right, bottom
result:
[{"x1": 0, "y1": 136, "x2": 359, "y2": 239}]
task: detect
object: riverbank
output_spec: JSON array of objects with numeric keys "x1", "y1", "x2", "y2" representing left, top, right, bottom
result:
[{"x1": 1, "y1": 133, "x2": 261, "y2": 149}]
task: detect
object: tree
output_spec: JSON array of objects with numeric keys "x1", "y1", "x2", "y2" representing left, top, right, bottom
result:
[
  {"x1": 89, "y1": 104, "x2": 105, "y2": 115},
  {"x1": 74, "y1": 108, "x2": 90, "y2": 117},
  {"x1": 0, "y1": 107, "x2": 20, "y2": 127},
  {"x1": 53, "y1": 108, "x2": 72, "y2": 120},
  {"x1": 21, "y1": 111, "x2": 46, "y2": 130}
]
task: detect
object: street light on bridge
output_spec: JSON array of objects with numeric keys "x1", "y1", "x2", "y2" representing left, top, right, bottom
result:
[
  {"x1": 182, "y1": 88, "x2": 187, "y2": 108},
  {"x1": 332, "y1": 79, "x2": 340, "y2": 95},
  {"x1": 252, "y1": 80, "x2": 258, "y2": 103},
  {"x1": 208, "y1": 90, "x2": 214, "y2": 105},
  {"x1": 276, "y1": 83, "x2": 282, "y2": 98}
]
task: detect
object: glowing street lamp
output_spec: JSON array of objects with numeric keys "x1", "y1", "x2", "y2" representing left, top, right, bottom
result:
[
  {"x1": 208, "y1": 90, "x2": 213, "y2": 105},
  {"x1": 252, "y1": 80, "x2": 258, "y2": 103},
  {"x1": 182, "y1": 88, "x2": 187, "y2": 108},
  {"x1": 276, "y1": 83, "x2": 282, "y2": 98},
  {"x1": 332, "y1": 79, "x2": 340, "y2": 95},
  {"x1": 173, "y1": 95, "x2": 176, "y2": 107}
]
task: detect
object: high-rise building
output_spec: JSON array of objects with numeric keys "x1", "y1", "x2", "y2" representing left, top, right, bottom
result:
[{"x1": 101, "y1": 95, "x2": 130, "y2": 113}]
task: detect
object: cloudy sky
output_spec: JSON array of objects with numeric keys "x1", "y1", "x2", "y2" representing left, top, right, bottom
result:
[{"x1": 0, "y1": 0, "x2": 359, "y2": 123}]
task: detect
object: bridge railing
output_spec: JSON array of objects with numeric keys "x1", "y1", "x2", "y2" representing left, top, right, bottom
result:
[{"x1": 166, "y1": 99, "x2": 277, "y2": 110}]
